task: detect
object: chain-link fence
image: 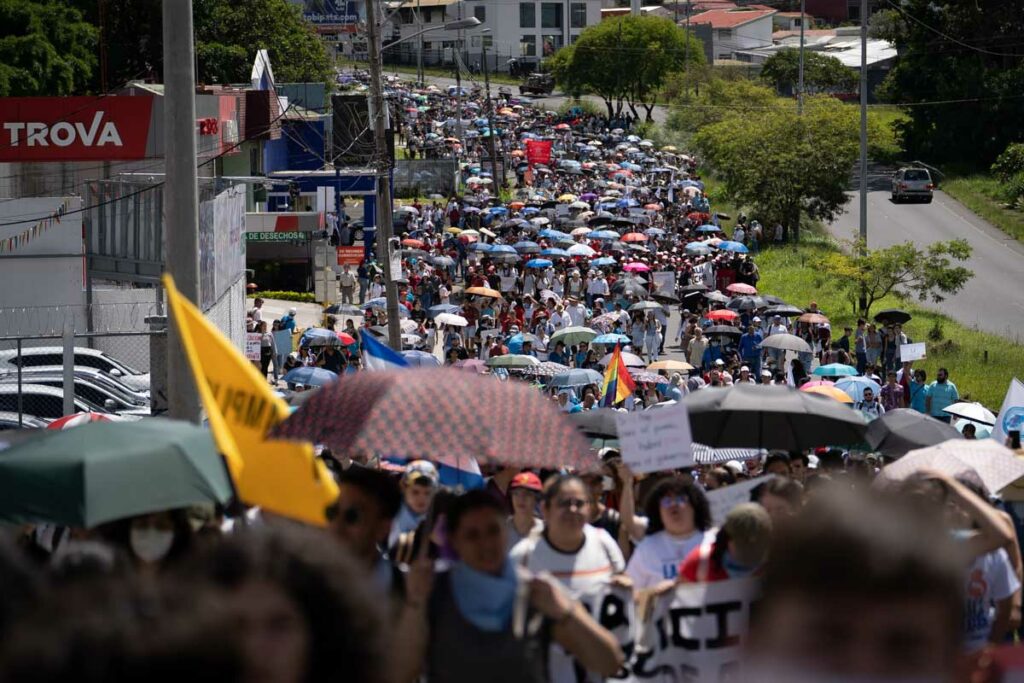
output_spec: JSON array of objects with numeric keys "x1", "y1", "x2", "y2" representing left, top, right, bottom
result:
[{"x1": 0, "y1": 330, "x2": 164, "y2": 429}]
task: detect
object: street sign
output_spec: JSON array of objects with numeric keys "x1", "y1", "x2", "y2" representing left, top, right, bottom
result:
[{"x1": 245, "y1": 231, "x2": 308, "y2": 242}]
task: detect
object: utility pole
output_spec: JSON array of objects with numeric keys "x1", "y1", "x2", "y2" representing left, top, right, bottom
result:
[
  {"x1": 797, "y1": 0, "x2": 805, "y2": 114},
  {"x1": 482, "y1": 41, "x2": 502, "y2": 188},
  {"x1": 858, "y1": 0, "x2": 869, "y2": 313},
  {"x1": 162, "y1": 0, "x2": 201, "y2": 422},
  {"x1": 416, "y1": 0, "x2": 423, "y2": 85},
  {"x1": 366, "y1": 0, "x2": 402, "y2": 350}
]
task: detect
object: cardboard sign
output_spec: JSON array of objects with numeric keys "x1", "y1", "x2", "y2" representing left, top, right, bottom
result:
[
  {"x1": 336, "y1": 246, "x2": 363, "y2": 266},
  {"x1": 615, "y1": 402, "x2": 694, "y2": 474},
  {"x1": 900, "y1": 342, "x2": 926, "y2": 362},
  {"x1": 245, "y1": 332, "x2": 262, "y2": 361},
  {"x1": 652, "y1": 271, "x2": 676, "y2": 296},
  {"x1": 623, "y1": 578, "x2": 761, "y2": 682},
  {"x1": 706, "y1": 476, "x2": 774, "y2": 527}
]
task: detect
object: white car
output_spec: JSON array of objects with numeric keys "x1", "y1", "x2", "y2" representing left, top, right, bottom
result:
[{"x1": 0, "y1": 347, "x2": 150, "y2": 392}]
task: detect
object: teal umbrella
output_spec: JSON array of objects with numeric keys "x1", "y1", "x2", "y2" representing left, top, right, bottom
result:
[
  {"x1": 812, "y1": 363, "x2": 859, "y2": 377},
  {"x1": 0, "y1": 419, "x2": 233, "y2": 528}
]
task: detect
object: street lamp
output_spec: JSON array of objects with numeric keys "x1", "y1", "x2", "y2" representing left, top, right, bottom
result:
[{"x1": 382, "y1": 17, "x2": 481, "y2": 51}]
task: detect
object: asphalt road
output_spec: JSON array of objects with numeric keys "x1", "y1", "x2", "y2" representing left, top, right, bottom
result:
[
  {"x1": 405, "y1": 72, "x2": 669, "y2": 125},
  {"x1": 827, "y1": 184, "x2": 1024, "y2": 342}
]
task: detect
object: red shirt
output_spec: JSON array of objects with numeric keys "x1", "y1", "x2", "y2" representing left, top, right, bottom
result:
[{"x1": 679, "y1": 541, "x2": 729, "y2": 583}]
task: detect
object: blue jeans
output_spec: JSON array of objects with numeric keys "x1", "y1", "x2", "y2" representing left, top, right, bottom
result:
[{"x1": 856, "y1": 350, "x2": 867, "y2": 374}]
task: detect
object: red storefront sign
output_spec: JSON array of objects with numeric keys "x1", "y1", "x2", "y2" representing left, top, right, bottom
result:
[
  {"x1": 337, "y1": 246, "x2": 363, "y2": 266},
  {"x1": 0, "y1": 96, "x2": 154, "y2": 161}
]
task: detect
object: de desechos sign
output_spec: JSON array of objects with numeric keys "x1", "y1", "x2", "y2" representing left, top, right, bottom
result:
[{"x1": 0, "y1": 96, "x2": 153, "y2": 162}]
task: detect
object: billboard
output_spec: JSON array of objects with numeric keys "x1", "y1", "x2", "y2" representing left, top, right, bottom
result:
[
  {"x1": 0, "y1": 96, "x2": 153, "y2": 162},
  {"x1": 301, "y1": 0, "x2": 359, "y2": 29}
]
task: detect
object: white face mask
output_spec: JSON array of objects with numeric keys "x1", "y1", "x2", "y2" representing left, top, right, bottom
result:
[{"x1": 130, "y1": 527, "x2": 174, "y2": 564}]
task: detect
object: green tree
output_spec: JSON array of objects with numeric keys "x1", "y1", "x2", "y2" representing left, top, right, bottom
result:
[
  {"x1": 550, "y1": 16, "x2": 703, "y2": 121},
  {"x1": 817, "y1": 239, "x2": 973, "y2": 317},
  {"x1": 68, "y1": 0, "x2": 329, "y2": 91},
  {"x1": 666, "y1": 78, "x2": 784, "y2": 134},
  {"x1": 876, "y1": 0, "x2": 1024, "y2": 167},
  {"x1": 693, "y1": 96, "x2": 859, "y2": 240},
  {"x1": 760, "y1": 48, "x2": 857, "y2": 96},
  {"x1": 0, "y1": 0, "x2": 98, "y2": 96}
]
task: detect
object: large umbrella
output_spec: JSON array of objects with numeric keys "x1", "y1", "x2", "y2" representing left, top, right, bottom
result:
[
  {"x1": 704, "y1": 325, "x2": 742, "y2": 338},
  {"x1": 599, "y1": 351, "x2": 645, "y2": 367},
  {"x1": 0, "y1": 420, "x2": 233, "y2": 527},
  {"x1": 800, "y1": 384, "x2": 854, "y2": 403},
  {"x1": 401, "y1": 350, "x2": 442, "y2": 368},
  {"x1": 520, "y1": 361, "x2": 571, "y2": 379},
  {"x1": 874, "y1": 308, "x2": 912, "y2": 326},
  {"x1": 812, "y1": 363, "x2": 859, "y2": 378},
  {"x1": 726, "y1": 283, "x2": 758, "y2": 295},
  {"x1": 592, "y1": 333, "x2": 632, "y2": 345},
  {"x1": 486, "y1": 354, "x2": 541, "y2": 368},
  {"x1": 682, "y1": 383, "x2": 868, "y2": 450},
  {"x1": 569, "y1": 408, "x2": 619, "y2": 438},
  {"x1": 759, "y1": 333, "x2": 812, "y2": 353},
  {"x1": 834, "y1": 376, "x2": 882, "y2": 401},
  {"x1": 282, "y1": 367, "x2": 338, "y2": 387},
  {"x1": 271, "y1": 370, "x2": 596, "y2": 471},
  {"x1": 705, "y1": 309, "x2": 739, "y2": 322},
  {"x1": 435, "y1": 313, "x2": 468, "y2": 327},
  {"x1": 943, "y1": 402, "x2": 997, "y2": 426},
  {"x1": 647, "y1": 359, "x2": 695, "y2": 373},
  {"x1": 550, "y1": 326, "x2": 598, "y2": 346},
  {"x1": 878, "y1": 439, "x2": 1024, "y2": 494},
  {"x1": 46, "y1": 412, "x2": 114, "y2": 430},
  {"x1": 465, "y1": 286, "x2": 502, "y2": 299},
  {"x1": 324, "y1": 303, "x2": 363, "y2": 316},
  {"x1": 429, "y1": 304, "x2": 461, "y2": 317},
  {"x1": 629, "y1": 301, "x2": 663, "y2": 312},
  {"x1": 727, "y1": 296, "x2": 766, "y2": 312},
  {"x1": 763, "y1": 305, "x2": 804, "y2": 318},
  {"x1": 865, "y1": 409, "x2": 963, "y2": 457},
  {"x1": 798, "y1": 313, "x2": 829, "y2": 325},
  {"x1": 453, "y1": 358, "x2": 488, "y2": 374},
  {"x1": 549, "y1": 369, "x2": 604, "y2": 388}
]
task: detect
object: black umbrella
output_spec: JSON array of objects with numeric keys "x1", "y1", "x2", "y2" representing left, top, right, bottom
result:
[
  {"x1": 568, "y1": 409, "x2": 620, "y2": 439},
  {"x1": 727, "y1": 296, "x2": 767, "y2": 312},
  {"x1": 325, "y1": 303, "x2": 363, "y2": 315},
  {"x1": 761, "y1": 295, "x2": 787, "y2": 306},
  {"x1": 588, "y1": 215, "x2": 614, "y2": 226},
  {"x1": 683, "y1": 384, "x2": 868, "y2": 450},
  {"x1": 651, "y1": 290, "x2": 681, "y2": 303},
  {"x1": 704, "y1": 325, "x2": 742, "y2": 337},
  {"x1": 613, "y1": 281, "x2": 648, "y2": 298},
  {"x1": 865, "y1": 408, "x2": 962, "y2": 457},
  {"x1": 763, "y1": 304, "x2": 804, "y2": 318},
  {"x1": 679, "y1": 283, "x2": 708, "y2": 293},
  {"x1": 874, "y1": 308, "x2": 912, "y2": 325}
]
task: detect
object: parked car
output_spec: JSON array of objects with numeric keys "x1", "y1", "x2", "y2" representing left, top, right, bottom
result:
[
  {"x1": 0, "y1": 373, "x2": 150, "y2": 417},
  {"x1": 0, "y1": 411, "x2": 48, "y2": 430},
  {"x1": 0, "y1": 347, "x2": 150, "y2": 392},
  {"x1": 5, "y1": 366, "x2": 150, "y2": 404},
  {"x1": 519, "y1": 73, "x2": 555, "y2": 96},
  {"x1": 891, "y1": 167, "x2": 935, "y2": 203},
  {"x1": 0, "y1": 384, "x2": 108, "y2": 421}
]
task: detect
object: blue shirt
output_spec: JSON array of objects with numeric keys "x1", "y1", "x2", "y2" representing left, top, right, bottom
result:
[
  {"x1": 702, "y1": 345, "x2": 723, "y2": 370},
  {"x1": 738, "y1": 332, "x2": 762, "y2": 359},
  {"x1": 909, "y1": 380, "x2": 928, "y2": 413},
  {"x1": 926, "y1": 380, "x2": 959, "y2": 416}
]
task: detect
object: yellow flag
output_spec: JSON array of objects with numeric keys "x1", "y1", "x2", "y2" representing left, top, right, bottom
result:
[{"x1": 163, "y1": 274, "x2": 338, "y2": 526}]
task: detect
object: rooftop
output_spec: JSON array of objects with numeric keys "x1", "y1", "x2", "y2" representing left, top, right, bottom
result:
[{"x1": 690, "y1": 5, "x2": 777, "y2": 29}]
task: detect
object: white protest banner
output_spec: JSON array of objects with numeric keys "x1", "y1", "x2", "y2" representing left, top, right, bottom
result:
[
  {"x1": 500, "y1": 275, "x2": 517, "y2": 292},
  {"x1": 706, "y1": 476, "x2": 774, "y2": 527},
  {"x1": 900, "y1": 342, "x2": 926, "y2": 362},
  {"x1": 615, "y1": 402, "x2": 694, "y2": 474},
  {"x1": 390, "y1": 254, "x2": 403, "y2": 283},
  {"x1": 652, "y1": 271, "x2": 676, "y2": 297},
  {"x1": 622, "y1": 577, "x2": 761, "y2": 682},
  {"x1": 245, "y1": 333, "x2": 262, "y2": 361},
  {"x1": 993, "y1": 377, "x2": 1024, "y2": 447},
  {"x1": 580, "y1": 582, "x2": 637, "y2": 677}
]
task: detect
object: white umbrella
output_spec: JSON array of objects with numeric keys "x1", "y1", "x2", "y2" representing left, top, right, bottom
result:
[
  {"x1": 759, "y1": 333, "x2": 812, "y2": 353},
  {"x1": 396, "y1": 205, "x2": 419, "y2": 215},
  {"x1": 599, "y1": 351, "x2": 645, "y2": 368},
  {"x1": 530, "y1": 217, "x2": 550, "y2": 226},
  {"x1": 436, "y1": 313, "x2": 468, "y2": 327},
  {"x1": 943, "y1": 402, "x2": 997, "y2": 426},
  {"x1": 879, "y1": 438, "x2": 1024, "y2": 494},
  {"x1": 400, "y1": 319, "x2": 419, "y2": 333},
  {"x1": 567, "y1": 243, "x2": 597, "y2": 257}
]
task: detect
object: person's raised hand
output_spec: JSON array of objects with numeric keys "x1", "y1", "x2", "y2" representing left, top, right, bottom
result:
[{"x1": 404, "y1": 531, "x2": 435, "y2": 610}]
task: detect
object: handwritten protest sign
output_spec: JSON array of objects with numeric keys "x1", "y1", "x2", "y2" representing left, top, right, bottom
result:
[
  {"x1": 706, "y1": 476, "x2": 774, "y2": 527},
  {"x1": 615, "y1": 403, "x2": 694, "y2": 474},
  {"x1": 901, "y1": 342, "x2": 926, "y2": 362},
  {"x1": 245, "y1": 333, "x2": 262, "y2": 361},
  {"x1": 652, "y1": 271, "x2": 676, "y2": 297}
]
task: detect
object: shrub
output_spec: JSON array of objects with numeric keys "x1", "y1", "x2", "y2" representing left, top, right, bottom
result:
[
  {"x1": 251, "y1": 290, "x2": 316, "y2": 303},
  {"x1": 991, "y1": 142, "x2": 1024, "y2": 182}
]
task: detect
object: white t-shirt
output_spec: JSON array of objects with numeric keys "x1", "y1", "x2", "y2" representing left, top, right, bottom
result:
[
  {"x1": 511, "y1": 525, "x2": 626, "y2": 683},
  {"x1": 964, "y1": 548, "x2": 1019, "y2": 652},
  {"x1": 626, "y1": 529, "x2": 707, "y2": 589}
]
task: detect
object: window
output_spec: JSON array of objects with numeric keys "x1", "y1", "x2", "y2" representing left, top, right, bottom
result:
[
  {"x1": 520, "y1": 3, "x2": 536, "y2": 28},
  {"x1": 570, "y1": 3, "x2": 586, "y2": 28},
  {"x1": 521, "y1": 34, "x2": 537, "y2": 56},
  {"x1": 483, "y1": 35, "x2": 493, "y2": 48},
  {"x1": 541, "y1": 2, "x2": 562, "y2": 28},
  {"x1": 473, "y1": 4, "x2": 486, "y2": 22}
]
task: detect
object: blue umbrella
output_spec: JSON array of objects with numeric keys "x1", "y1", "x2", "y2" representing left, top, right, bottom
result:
[
  {"x1": 835, "y1": 376, "x2": 882, "y2": 401},
  {"x1": 538, "y1": 229, "x2": 571, "y2": 241},
  {"x1": 680, "y1": 179, "x2": 705, "y2": 190},
  {"x1": 590, "y1": 256, "x2": 616, "y2": 267},
  {"x1": 522, "y1": 207, "x2": 541, "y2": 215},
  {"x1": 549, "y1": 369, "x2": 604, "y2": 388},
  {"x1": 362, "y1": 297, "x2": 388, "y2": 310},
  {"x1": 541, "y1": 248, "x2": 570, "y2": 257},
  {"x1": 513, "y1": 240, "x2": 540, "y2": 252},
  {"x1": 431, "y1": 255, "x2": 455, "y2": 267},
  {"x1": 507, "y1": 333, "x2": 546, "y2": 354},
  {"x1": 526, "y1": 258, "x2": 553, "y2": 269},
  {"x1": 299, "y1": 327, "x2": 341, "y2": 346},
  {"x1": 490, "y1": 244, "x2": 517, "y2": 254},
  {"x1": 282, "y1": 366, "x2": 338, "y2": 387},
  {"x1": 615, "y1": 198, "x2": 640, "y2": 209},
  {"x1": 812, "y1": 363, "x2": 859, "y2": 378},
  {"x1": 401, "y1": 350, "x2": 442, "y2": 367},
  {"x1": 685, "y1": 241, "x2": 712, "y2": 254},
  {"x1": 429, "y1": 304, "x2": 460, "y2": 317},
  {"x1": 488, "y1": 206, "x2": 508, "y2": 215},
  {"x1": 469, "y1": 242, "x2": 493, "y2": 252},
  {"x1": 717, "y1": 241, "x2": 749, "y2": 253},
  {"x1": 587, "y1": 230, "x2": 619, "y2": 240},
  {"x1": 696, "y1": 224, "x2": 720, "y2": 233},
  {"x1": 592, "y1": 333, "x2": 632, "y2": 345},
  {"x1": 645, "y1": 228, "x2": 666, "y2": 237}
]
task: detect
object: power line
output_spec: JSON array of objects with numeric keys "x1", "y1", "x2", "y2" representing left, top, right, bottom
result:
[{"x1": 882, "y1": 0, "x2": 1024, "y2": 58}]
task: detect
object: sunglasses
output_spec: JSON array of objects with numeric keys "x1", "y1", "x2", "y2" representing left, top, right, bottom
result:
[
  {"x1": 660, "y1": 495, "x2": 690, "y2": 508},
  {"x1": 555, "y1": 497, "x2": 588, "y2": 511}
]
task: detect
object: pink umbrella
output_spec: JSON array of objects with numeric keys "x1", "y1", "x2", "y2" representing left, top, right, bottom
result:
[
  {"x1": 453, "y1": 359, "x2": 488, "y2": 374},
  {"x1": 623, "y1": 262, "x2": 651, "y2": 273},
  {"x1": 799, "y1": 380, "x2": 836, "y2": 390},
  {"x1": 726, "y1": 283, "x2": 758, "y2": 295}
]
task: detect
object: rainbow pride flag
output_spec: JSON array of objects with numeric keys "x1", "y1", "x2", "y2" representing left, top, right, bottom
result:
[{"x1": 601, "y1": 344, "x2": 637, "y2": 407}]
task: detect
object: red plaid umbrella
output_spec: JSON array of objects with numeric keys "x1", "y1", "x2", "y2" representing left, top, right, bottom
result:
[{"x1": 271, "y1": 369, "x2": 597, "y2": 471}]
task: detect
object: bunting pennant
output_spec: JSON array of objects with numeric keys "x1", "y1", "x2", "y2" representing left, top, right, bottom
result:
[{"x1": 0, "y1": 199, "x2": 71, "y2": 254}]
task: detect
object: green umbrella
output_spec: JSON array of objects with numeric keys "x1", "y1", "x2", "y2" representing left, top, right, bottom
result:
[
  {"x1": 0, "y1": 419, "x2": 233, "y2": 528},
  {"x1": 485, "y1": 354, "x2": 541, "y2": 368},
  {"x1": 549, "y1": 326, "x2": 598, "y2": 347}
]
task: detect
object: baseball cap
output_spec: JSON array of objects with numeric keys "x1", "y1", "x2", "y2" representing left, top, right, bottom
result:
[
  {"x1": 714, "y1": 358, "x2": 725, "y2": 366},
  {"x1": 752, "y1": 316, "x2": 761, "y2": 323},
  {"x1": 761, "y1": 369, "x2": 772, "y2": 377},
  {"x1": 723, "y1": 460, "x2": 744, "y2": 475},
  {"x1": 740, "y1": 365, "x2": 750, "y2": 372},
  {"x1": 509, "y1": 471, "x2": 542, "y2": 492},
  {"x1": 403, "y1": 460, "x2": 439, "y2": 487}
]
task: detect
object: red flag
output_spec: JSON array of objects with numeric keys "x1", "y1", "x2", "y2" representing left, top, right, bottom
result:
[{"x1": 525, "y1": 139, "x2": 552, "y2": 167}]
